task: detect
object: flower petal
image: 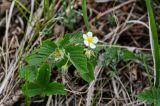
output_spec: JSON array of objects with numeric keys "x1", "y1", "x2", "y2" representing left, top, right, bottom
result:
[
  {"x1": 93, "y1": 37, "x2": 98, "y2": 43},
  {"x1": 83, "y1": 34, "x2": 87, "y2": 39},
  {"x1": 87, "y1": 32, "x2": 93, "y2": 37},
  {"x1": 84, "y1": 40, "x2": 89, "y2": 46},
  {"x1": 90, "y1": 43, "x2": 96, "y2": 49}
]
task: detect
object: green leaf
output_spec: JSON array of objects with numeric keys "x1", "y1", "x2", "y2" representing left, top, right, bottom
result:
[
  {"x1": 59, "y1": 33, "x2": 83, "y2": 47},
  {"x1": 101, "y1": 47, "x2": 146, "y2": 67},
  {"x1": 20, "y1": 65, "x2": 37, "y2": 82},
  {"x1": 23, "y1": 82, "x2": 66, "y2": 97},
  {"x1": 145, "y1": 0, "x2": 160, "y2": 87},
  {"x1": 26, "y1": 40, "x2": 57, "y2": 65},
  {"x1": 65, "y1": 46, "x2": 88, "y2": 74},
  {"x1": 65, "y1": 46, "x2": 95, "y2": 82},
  {"x1": 87, "y1": 62, "x2": 95, "y2": 79},
  {"x1": 36, "y1": 63, "x2": 51, "y2": 86},
  {"x1": 22, "y1": 63, "x2": 66, "y2": 97},
  {"x1": 44, "y1": 82, "x2": 66, "y2": 96},
  {"x1": 120, "y1": 49, "x2": 139, "y2": 61},
  {"x1": 81, "y1": 62, "x2": 95, "y2": 82},
  {"x1": 100, "y1": 48, "x2": 121, "y2": 67},
  {"x1": 138, "y1": 87, "x2": 160, "y2": 105},
  {"x1": 56, "y1": 56, "x2": 68, "y2": 68},
  {"x1": 22, "y1": 83, "x2": 43, "y2": 97}
]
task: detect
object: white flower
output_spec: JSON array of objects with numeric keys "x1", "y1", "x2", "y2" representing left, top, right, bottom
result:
[{"x1": 83, "y1": 32, "x2": 98, "y2": 49}]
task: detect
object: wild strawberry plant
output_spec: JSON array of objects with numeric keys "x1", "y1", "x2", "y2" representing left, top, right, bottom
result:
[
  {"x1": 20, "y1": 31, "x2": 149, "y2": 98},
  {"x1": 20, "y1": 32, "x2": 99, "y2": 98}
]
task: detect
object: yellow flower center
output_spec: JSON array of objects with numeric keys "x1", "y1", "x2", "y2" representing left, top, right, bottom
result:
[{"x1": 87, "y1": 37, "x2": 93, "y2": 44}]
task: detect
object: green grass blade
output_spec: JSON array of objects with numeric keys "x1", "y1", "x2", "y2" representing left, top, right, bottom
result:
[
  {"x1": 145, "y1": 0, "x2": 160, "y2": 87},
  {"x1": 82, "y1": 0, "x2": 90, "y2": 31},
  {"x1": 51, "y1": 0, "x2": 55, "y2": 17},
  {"x1": 44, "y1": 0, "x2": 50, "y2": 19},
  {"x1": 15, "y1": 0, "x2": 31, "y2": 14}
]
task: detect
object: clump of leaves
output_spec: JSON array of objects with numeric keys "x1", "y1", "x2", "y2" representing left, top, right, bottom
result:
[
  {"x1": 21, "y1": 64, "x2": 66, "y2": 97},
  {"x1": 99, "y1": 47, "x2": 148, "y2": 70},
  {"x1": 138, "y1": 87, "x2": 160, "y2": 105},
  {"x1": 61, "y1": 0, "x2": 82, "y2": 31},
  {"x1": 106, "y1": 15, "x2": 117, "y2": 27},
  {"x1": 20, "y1": 33, "x2": 97, "y2": 99},
  {"x1": 20, "y1": 31, "x2": 150, "y2": 105}
]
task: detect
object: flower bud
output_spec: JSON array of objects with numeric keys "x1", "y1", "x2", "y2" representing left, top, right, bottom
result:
[
  {"x1": 53, "y1": 48, "x2": 64, "y2": 61},
  {"x1": 85, "y1": 49, "x2": 95, "y2": 59}
]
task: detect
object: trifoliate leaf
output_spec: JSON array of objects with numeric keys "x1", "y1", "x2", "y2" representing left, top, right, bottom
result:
[{"x1": 22, "y1": 63, "x2": 66, "y2": 97}]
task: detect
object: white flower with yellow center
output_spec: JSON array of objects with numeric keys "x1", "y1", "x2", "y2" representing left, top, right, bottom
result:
[{"x1": 83, "y1": 32, "x2": 98, "y2": 49}]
